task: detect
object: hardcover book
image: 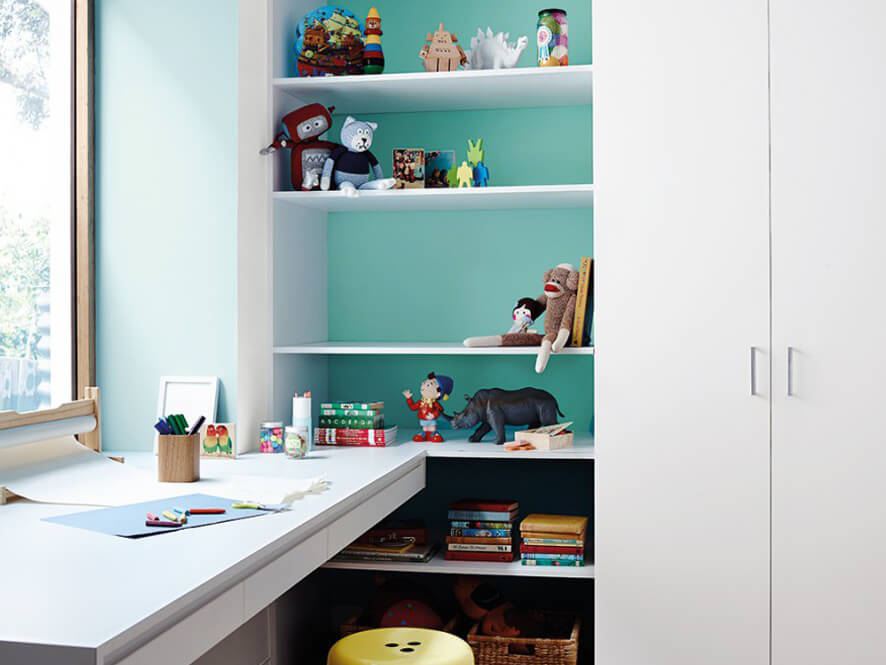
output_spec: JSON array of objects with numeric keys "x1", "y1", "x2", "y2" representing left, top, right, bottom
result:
[
  {"x1": 521, "y1": 558, "x2": 583, "y2": 567},
  {"x1": 520, "y1": 514, "x2": 588, "y2": 536},
  {"x1": 446, "y1": 536, "x2": 512, "y2": 545},
  {"x1": 320, "y1": 401, "x2": 384, "y2": 411},
  {"x1": 448, "y1": 509, "x2": 517, "y2": 522},
  {"x1": 450, "y1": 499, "x2": 519, "y2": 512},
  {"x1": 447, "y1": 543, "x2": 512, "y2": 553},
  {"x1": 320, "y1": 408, "x2": 382, "y2": 417},
  {"x1": 450, "y1": 520, "x2": 513, "y2": 529},
  {"x1": 520, "y1": 545, "x2": 585, "y2": 555},
  {"x1": 444, "y1": 550, "x2": 514, "y2": 562},
  {"x1": 521, "y1": 552, "x2": 583, "y2": 561},
  {"x1": 571, "y1": 256, "x2": 594, "y2": 347},
  {"x1": 450, "y1": 527, "x2": 511, "y2": 538},
  {"x1": 314, "y1": 425, "x2": 398, "y2": 446},
  {"x1": 522, "y1": 537, "x2": 585, "y2": 546},
  {"x1": 318, "y1": 414, "x2": 384, "y2": 429}
]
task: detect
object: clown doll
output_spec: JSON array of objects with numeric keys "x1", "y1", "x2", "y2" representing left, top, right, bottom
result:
[{"x1": 403, "y1": 372, "x2": 454, "y2": 442}]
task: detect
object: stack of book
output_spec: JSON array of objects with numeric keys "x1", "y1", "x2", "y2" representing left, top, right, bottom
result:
[
  {"x1": 331, "y1": 518, "x2": 438, "y2": 563},
  {"x1": 314, "y1": 400, "x2": 398, "y2": 447},
  {"x1": 519, "y1": 514, "x2": 588, "y2": 567},
  {"x1": 444, "y1": 499, "x2": 518, "y2": 562}
]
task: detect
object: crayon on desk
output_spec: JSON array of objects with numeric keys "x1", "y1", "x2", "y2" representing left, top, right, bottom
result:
[
  {"x1": 190, "y1": 508, "x2": 225, "y2": 515},
  {"x1": 146, "y1": 520, "x2": 182, "y2": 528}
]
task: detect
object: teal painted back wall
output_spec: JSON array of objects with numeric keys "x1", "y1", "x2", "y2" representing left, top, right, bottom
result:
[
  {"x1": 286, "y1": 1, "x2": 591, "y2": 75},
  {"x1": 95, "y1": 0, "x2": 238, "y2": 450},
  {"x1": 324, "y1": 3, "x2": 594, "y2": 431}
]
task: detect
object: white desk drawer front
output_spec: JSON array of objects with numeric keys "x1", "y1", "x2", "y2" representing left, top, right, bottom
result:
[
  {"x1": 327, "y1": 463, "x2": 426, "y2": 556},
  {"x1": 243, "y1": 528, "x2": 328, "y2": 619},
  {"x1": 111, "y1": 583, "x2": 244, "y2": 665}
]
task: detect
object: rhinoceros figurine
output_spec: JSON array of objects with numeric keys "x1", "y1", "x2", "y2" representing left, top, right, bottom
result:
[
  {"x1": 465, "y1": 28, "x2": 529, "y2": 70},
  {"x1": 443, "y1": 387, "x2": 563, "y2": 445}
]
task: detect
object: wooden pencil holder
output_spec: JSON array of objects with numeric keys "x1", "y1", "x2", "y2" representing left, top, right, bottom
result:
[{"x1": 157, "y1": 434, "x2": 200, "y2": 482}]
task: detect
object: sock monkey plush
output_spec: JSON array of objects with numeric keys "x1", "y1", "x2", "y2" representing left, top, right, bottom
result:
[
  {"x1": 463, "y1": 263, "x2": 580, "y2": 373},
  {"x1": 321, "y1": 116, "x2": 396, "y2": 195}
]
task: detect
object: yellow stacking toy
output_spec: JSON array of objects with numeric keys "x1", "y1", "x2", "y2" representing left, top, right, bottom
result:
[{"x1": 328, "y1": 628, "x2": 474, "y2": 665}]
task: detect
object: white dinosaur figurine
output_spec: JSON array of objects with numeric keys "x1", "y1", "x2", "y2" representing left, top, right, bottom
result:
[{"x1": 465, "y1": 27, "x2": 529, "y2": 70}]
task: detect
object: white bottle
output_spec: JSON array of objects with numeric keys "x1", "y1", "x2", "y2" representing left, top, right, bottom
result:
[{"x1": 292, "y1": 391, "x2": 312, "y2": 455}]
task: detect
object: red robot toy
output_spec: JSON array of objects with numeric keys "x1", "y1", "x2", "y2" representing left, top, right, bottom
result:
[{"x1": 260, "y1": 103, "x2": 338, "y2": 191}]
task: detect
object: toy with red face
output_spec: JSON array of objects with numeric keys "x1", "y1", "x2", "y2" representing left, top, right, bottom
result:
[{"x1": 262, "y1": 103, "x2": 339, "y2": 191}]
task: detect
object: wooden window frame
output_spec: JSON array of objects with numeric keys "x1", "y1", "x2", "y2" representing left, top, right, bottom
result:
[{"x1": 73, "y1": 0, "x2": 95, "y2": 399}]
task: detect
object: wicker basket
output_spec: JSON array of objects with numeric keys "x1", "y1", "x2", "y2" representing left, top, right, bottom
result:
[{"x1": 467, "y1": 614, "x2": 580, "y2": 665}]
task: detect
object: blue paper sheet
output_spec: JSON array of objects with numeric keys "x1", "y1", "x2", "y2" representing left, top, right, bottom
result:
[{"x1": 44, "y1": 494, "x2": 272, "y2": 538}]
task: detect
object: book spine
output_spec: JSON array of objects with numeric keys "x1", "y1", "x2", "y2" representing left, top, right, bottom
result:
[
  {"x1": 444, "y1": 551, "x2": 513, "y2": 562},
  {"x1": 448, "y1": 543, "x2": 512, "y2": 552},
  {"x1": 571, "y1": 256, "x2": 592, "y2": 347},
  {"x1": 521, "y1": 552, "x2": 583, "y2": 561},
  {"x1": 318, "y1": 414, "x2": 384, "y2": 429},
  {"x1": 522, "y1": 537, "x2": 585, "y2": 546},
  {"x1": 314, "y1": 428, "x2": 392, "y2": 444},
  {"x1": 320, "y1": 408, "x2": 382, "y2": 417},
  {"x1": 449, "y1": 500, "x2": 518, "y2": 512},
  {"x1": 583, "y1": 258, "x2": 594, "y2": 345},
  {"x1": 521, "y1": 559, "x2": 583, "y2": 567},
  {"x1": 320, "y1": 402, "x2": 383, "y2": 411},
  {"x1": 450, "y1": 528, "x2": 511, "y2": 537},
  {"x1": 446, "y1": 536, "x2": 512, "y2": 545},
  {"x1": 448, "y1": 510, "x2": 515, "y2": 521},
  {"x1": 451, "y1": 520, "x2": 513, "y2": 529},
  {"x1": 520, "y1": 545, "x2": 585, "y2": 555}
]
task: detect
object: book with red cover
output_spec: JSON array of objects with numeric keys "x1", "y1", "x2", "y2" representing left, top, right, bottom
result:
[
  {"x1": 520, "y1": 544, "x2": 585, "y2": 555},
  {"x1": 446, "y1": 536, "x2": 512, "y2": 545},
  {"x1": 314, "y1": 426, "x2": 397, "y2": 446},
  {"x1": 450, "y1": 499, "x2": 519, "y2": 512},
  {"x1": 444, "y1": 550, "x2": 514, "y2": 562}
]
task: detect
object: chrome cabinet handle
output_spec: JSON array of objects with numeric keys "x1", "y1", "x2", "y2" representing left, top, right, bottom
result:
[
  {"x1": 750, "y1": 346, "x2": 758, "y2": 396},
  {"x1": 787, "y1": 346, "x2": 796, "y2": 397}
]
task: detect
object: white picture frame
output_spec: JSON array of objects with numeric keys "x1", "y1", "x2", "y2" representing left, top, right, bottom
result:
[{"x1": 154, "y1": 376, "x2": 219, "y2": 453}]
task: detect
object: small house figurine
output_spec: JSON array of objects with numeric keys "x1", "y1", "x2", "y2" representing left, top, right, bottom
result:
[
  {"x1": 419, "y1": 23, "x2": 467, "y2": 72},
  {"x1": 363, "y1": 7, "x2": 384, "y2": 74}
]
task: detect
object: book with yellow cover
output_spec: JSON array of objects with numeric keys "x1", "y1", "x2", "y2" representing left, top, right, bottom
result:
[
  {"x1": 570, "y1": 257, "x2": 592, "y2": 347},
  {"x1": 520, "y1": 514, "x2": 588, "y2": 536}
]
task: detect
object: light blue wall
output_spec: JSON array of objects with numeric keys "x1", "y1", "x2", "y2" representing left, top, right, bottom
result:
[{"x1": 95, "y1": 0, "x2": 238, "y2": 450}]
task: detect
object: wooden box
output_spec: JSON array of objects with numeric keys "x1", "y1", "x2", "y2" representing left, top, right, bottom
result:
[
  {"x1": 157, "y1": 434, "x2": 200, "y2": 482},
  {"x1": 513, "y1": 428, "x2": 574, "y2": 451}
]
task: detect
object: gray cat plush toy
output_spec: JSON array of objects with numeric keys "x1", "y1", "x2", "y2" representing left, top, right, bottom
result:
[{"x1": 320, "y1": 116, "x2": 396, "y2": 195}]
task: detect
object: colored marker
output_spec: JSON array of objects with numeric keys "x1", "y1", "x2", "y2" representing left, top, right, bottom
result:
[
  {"x1": 188, "y1": 415, "x2": 206, "y2": 436},
  {"x1": 146, "y1": 512, "x2": 159, "y2": 521},
  {"x1": 162, "y1": 510, "x2": 185, "y2": 523},
  {"x1": 146, "y1": 520, "x2": 182, "y2": 528},
  {"x1": 154, "y1": 419, "x2": 172, "y2": 435},
  {"x1": 189, "y1": 508, "x2": 225, "y2": 514},
  {"x1": 172, "y1": 506, "x2": 190, "y2": 516}
]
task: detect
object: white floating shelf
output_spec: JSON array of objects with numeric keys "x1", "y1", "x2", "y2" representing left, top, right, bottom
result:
[
  {"x1": 402, "y1": 430, "x2": 595, "y2": 460},
  {"x1": 273, "y1": 65, "x2": 593, "y2": 114},
  {"x1": 324, "y1": 551, "x2": 594, "y2": 579},
  {"x1": 272, "y1": 184, "x2": 593, "y2": 212},
  {"x1": 274, "y1": 342, "x2": 594, "y2": 356}
]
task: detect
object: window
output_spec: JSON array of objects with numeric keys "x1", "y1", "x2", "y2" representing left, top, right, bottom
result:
[{"x1": 0, "y1": 0, "x2": 88, "y2": 409}]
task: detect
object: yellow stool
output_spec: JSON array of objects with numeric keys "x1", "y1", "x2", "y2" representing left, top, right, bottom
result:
[{"x1": 328, "y1": 628, "x2": 474, "y2": 665}]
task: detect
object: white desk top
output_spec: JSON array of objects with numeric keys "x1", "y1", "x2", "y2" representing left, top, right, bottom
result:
[
  {"x1": 0, "y1": 435, "x2": 592, "y2": 657},
  {"x1": 0, "y1": 443, "x2": 423, "y2": 655}
]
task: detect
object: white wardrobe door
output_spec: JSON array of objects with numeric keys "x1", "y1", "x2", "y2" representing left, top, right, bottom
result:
[
  {"x1": 594, "y1": 2, "x2": 771, "y2": 664},
  {"x1": 770, "y1": 3, "x2": 886, "y2": 663}
]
